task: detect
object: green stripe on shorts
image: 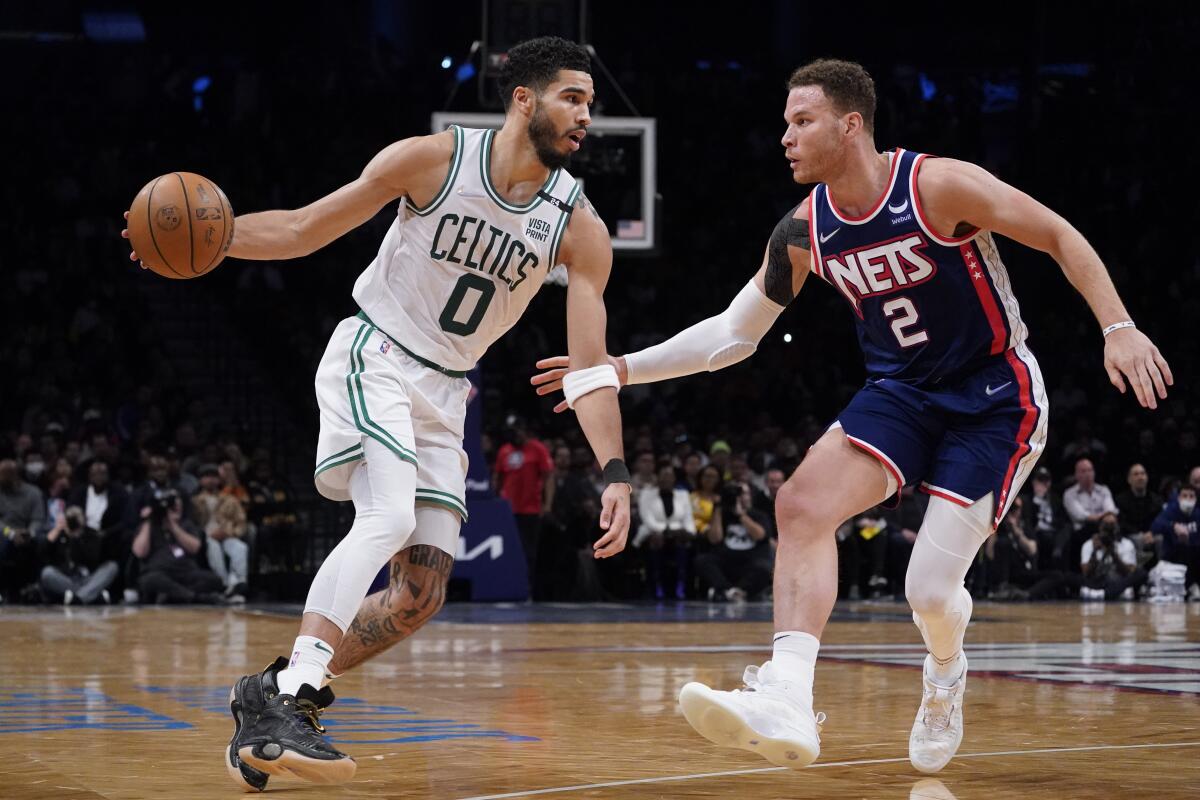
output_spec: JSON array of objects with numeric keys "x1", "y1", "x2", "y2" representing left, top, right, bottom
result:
[{"x1": 344, "y1": 323, "x2": 418, "y2": 467}]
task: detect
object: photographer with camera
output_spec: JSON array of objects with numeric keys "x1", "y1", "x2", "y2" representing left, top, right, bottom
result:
[
  {"x1": 694, "y1": 480, "x2": 772, "y2": 602},
  {"x1": 1080, "y1": 511, "x2": 1146, "y2": 600},
  {"x1": 38, "y1": 505, "x2": 118, "y2": 605},
  {"x1": 132, "y1": 489, "x2": 226, "y2": 604}
]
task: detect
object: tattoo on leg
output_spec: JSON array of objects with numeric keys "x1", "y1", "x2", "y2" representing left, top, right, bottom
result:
[{"x1": 330, "y1": 545, "x2": 454, "y2": 674}]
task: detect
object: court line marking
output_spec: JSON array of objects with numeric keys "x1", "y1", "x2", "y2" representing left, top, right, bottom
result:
[{"x1": 456, "y1": 740, "x2": 1200, "y2": 799}]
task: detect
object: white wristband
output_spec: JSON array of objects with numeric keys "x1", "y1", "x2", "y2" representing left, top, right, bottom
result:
[
  {"x1": 562, "y1": 364, "x2": 620, "y2": 409},
  {"x1": 1102, "y1": 321, "x2": 1136, "y2": 337}
]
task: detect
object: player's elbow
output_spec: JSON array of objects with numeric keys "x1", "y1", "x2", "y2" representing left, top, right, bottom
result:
[{"x1": 289, "y1": 209, "x2": 319, "y2": 258}]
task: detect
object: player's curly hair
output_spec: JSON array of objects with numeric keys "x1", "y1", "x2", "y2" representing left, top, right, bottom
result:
[
  {"x1": 499, "y1": 36, "x2": 591, "y2": 110},
  {"x1": 788, "y1": 59, "x2": 876, "y2": 134}
]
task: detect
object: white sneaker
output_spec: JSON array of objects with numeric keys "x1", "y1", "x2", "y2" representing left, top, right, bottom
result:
[
  {"x1": 909, "y1": 654, "x2": 967, "y2": 774},
  {"x1": 678, "y1": 661, "x2": 824, "y2": 769},
  {"x1": 1188, "y1": 583, "x2": 1200, "y2": 602}
]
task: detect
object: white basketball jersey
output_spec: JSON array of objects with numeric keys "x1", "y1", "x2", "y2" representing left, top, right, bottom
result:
[{"x1": 352, "y1": 125, "x2": 582, "y2": 372}]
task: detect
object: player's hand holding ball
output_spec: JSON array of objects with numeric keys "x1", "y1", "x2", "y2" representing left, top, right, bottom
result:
[{"x1": 121, "y1": 172, "x2": 234, "y2": 279}]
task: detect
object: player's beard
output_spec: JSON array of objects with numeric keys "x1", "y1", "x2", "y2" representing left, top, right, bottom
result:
[{"x1": 528, "y1": 102, "x2": 572, "y2": 170}]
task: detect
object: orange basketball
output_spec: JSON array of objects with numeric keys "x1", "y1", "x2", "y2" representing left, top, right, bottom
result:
[{"x1": 126, "y1": 172, "x2": 234, "y2": 279}]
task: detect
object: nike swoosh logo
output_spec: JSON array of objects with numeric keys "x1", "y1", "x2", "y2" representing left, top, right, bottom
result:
[
  {"x1": 985, "y1": 382, "x2": 1012, "y2": 396},
  {"x1": 888, "y1": 199, "x2": 909, "y2": 214},
  {"x1": 819, "y1": 228, "x2": 840, "y2": 244},
  {"x1": 314, "y1": 642, "x2": 334, "y2": 656}
]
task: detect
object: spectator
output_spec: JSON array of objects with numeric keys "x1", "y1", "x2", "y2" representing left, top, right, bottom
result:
[
  {"x1": 1063, "y1": 458, "x2": 1117, "y2": 566},
  {"x1": 69, "y1": 461, "x2": 130, "y2": 551},
  {"x1": 247, "y1": 459, "x2": 298, "y2": 572},
  {"x1": 38, "y1": 505, "x2": 118, "y2": 604},
  {"x1": 630, "y1": 450, "x2": 657, "y2": 493},
  {"x1": 1151, "y1": 485, "x2": 1200, "y2": 600},
  {"x1": 681, "y1": 451, "x2": 704, "y2": 490},
  {"x1": 1116, "y1": 463, "x2": 1165, "y2": 566},
  {"x1": 634, "y1": 464, "x2": 696, "y2": 599},
  {"x1": 987, "y1": 497, "x2": 1076, "y2": 600},
  {"x1": 21, "y1": 450, "x2": 49, "y2": 492},
  {"x1": 218, "y1": 458, "x2": 251, "y2": 512},
  {"x1": 709, "y1": 440, "x2": 733, "y2": 480},
  {"x1": 493, "y1": 418, "x2": 554, "y2": 598},
  {"x1": 193, "y1": 464, "x2": 249, "y2": 601},
  {"x1": 758, "y1": 467, "x2": 786, "y2": 519},
  {"x1": 695, "y1": 481, "x2": 772, "y2": 602},
  {"x1": 840, "y1": 506, "x2": 889, "y2": 599},
  {"x1": 1189, "y1": 466, "x2": 1200, "y2": 494},
  {"x1": 1080, "y1": 511, "x2": 1146, "y2": 601},
  {"x1": 42, "y1": 470, "x2": 72, "y2": 538},
  {"x1": 166, "y1": 447, "x2": 199, "y2": 499},
  {"x1": 132, "y1": 490, "x2": 225, "y2": 604},
  {"x1": 1022, "y1": 466, "x2": 1071, "y2": 570},
  {"x1": 0, "y1": 458, "x2": 45, "y2": 601},
  {"x1": 691, "y1": 464, "x2": 723, "y2": 538}
]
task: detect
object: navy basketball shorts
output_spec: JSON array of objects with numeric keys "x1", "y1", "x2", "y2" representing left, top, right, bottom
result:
[{"x1": 835, "y1": 343, "x2": 1049, "y2": 529}]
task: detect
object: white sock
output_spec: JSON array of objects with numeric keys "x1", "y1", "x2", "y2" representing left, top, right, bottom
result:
[
  {"x1": 277, "y1": 635, "x2": 335, "y2": 697},
  {"x1": 929, "y1": 651, "x2": 964, "y2": 685},
  {"x1": 771, "y1": 631, "x2": 819, "y2": 704}
]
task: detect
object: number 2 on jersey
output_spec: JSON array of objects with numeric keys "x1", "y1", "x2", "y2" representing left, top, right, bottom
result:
[
  {"x1": 438, "y1": 273, "x2": 496, "y2": 336},
  {"x1": 882, "y1": 296, "x2": 929, "y2": 347}
]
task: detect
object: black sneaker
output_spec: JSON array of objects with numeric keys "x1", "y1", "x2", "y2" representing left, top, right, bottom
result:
[
  {"x1": 237, "y1": 683, "x2": 356, "y2": 784},
  {"x1": 225, "y1": 656, "x2": 288, "y2": 792}
]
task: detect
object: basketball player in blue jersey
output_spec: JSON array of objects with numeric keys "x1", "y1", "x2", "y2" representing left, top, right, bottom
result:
[
  {"x1": 532, "y1": 59, "x2": 1172, "y2": 773},
  {"x1": 126, "y1": 37, "x2": 632, "y2": 788}
]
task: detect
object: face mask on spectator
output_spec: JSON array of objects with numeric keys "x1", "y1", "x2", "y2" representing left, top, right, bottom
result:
[
  {"x1": 1181, "y1": 498, "x2": 1197, "y2": 514},
  {"x1": 25, "y1": 460, "x2": 45, "y2": 479}
]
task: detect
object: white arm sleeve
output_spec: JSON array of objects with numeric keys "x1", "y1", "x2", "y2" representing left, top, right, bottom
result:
[{"x1": 624, "y1": 280, "x2": 785, "y2": 385}]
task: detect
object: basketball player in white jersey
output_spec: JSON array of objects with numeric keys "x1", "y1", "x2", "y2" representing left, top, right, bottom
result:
[
  {"x1": 126, "y1": 36, "x2": 632, "y2": 788},
  {"x1": 531, "y1": 58, "x2": 1171, "y2": 774}
]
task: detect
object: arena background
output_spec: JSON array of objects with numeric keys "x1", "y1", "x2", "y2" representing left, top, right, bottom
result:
[{"x1": 3, "y1": 1, "x2": 1198, "y2": 601}]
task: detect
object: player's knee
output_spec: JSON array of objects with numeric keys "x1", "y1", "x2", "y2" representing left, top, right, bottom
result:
[
  {"x1": 376, "y1": 505, "x2": 417, "y2": 549},
  {"x1": 904, "y1": 575, "x2": 958, "y2": 618},
  {"x1": 775, "y1": 478, "x2": 834, "y2": 536}
]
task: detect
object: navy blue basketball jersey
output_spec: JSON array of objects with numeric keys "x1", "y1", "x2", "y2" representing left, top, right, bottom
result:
[{"x1": 808, "y1": 149, "x2": 1027, "y2": 385}]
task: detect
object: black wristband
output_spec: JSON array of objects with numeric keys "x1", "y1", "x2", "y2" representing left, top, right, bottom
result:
[{"x1": 602, "y1": 458, "x2": 632, "y2": 486}]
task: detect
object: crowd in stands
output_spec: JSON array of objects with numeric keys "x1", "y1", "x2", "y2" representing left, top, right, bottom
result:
[
  {"x1": 493, "y1": 422, "x2": 1200, "y2": 605},
  {"x1": 0, "y1": 430, "x2": 298, "y2": 605}
]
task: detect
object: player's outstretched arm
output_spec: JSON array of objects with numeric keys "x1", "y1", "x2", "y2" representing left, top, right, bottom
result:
[
  {"x1": 531, "y1": 201, "x2": 811, "y2": 412},
  {"x1": 918, "y1": 158, "x2": 1173, "y2": 410},
  {"x1": 224, "y1": 131, "x2": 455, "y2": 261},
  {"x1": 559, "y1": 195, "x2": 631, "y2": 558}
]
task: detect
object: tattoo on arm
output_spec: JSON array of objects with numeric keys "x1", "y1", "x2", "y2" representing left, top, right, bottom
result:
[
  {"x1": 575, "y1": 192, "x2": 602, "y2": 222},
  {"x1": 765, "y1": 207, "x2": 809, "y2": 306}
]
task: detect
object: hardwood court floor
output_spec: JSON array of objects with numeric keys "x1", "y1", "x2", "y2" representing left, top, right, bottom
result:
[{"x1": 0, "y1": 600, "x2": 1197, "y2": 799}]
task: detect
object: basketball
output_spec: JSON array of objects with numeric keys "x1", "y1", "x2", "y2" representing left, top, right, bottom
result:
[{"x1": 126, "y1": 172, "x2": 234, "y2": 279}]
